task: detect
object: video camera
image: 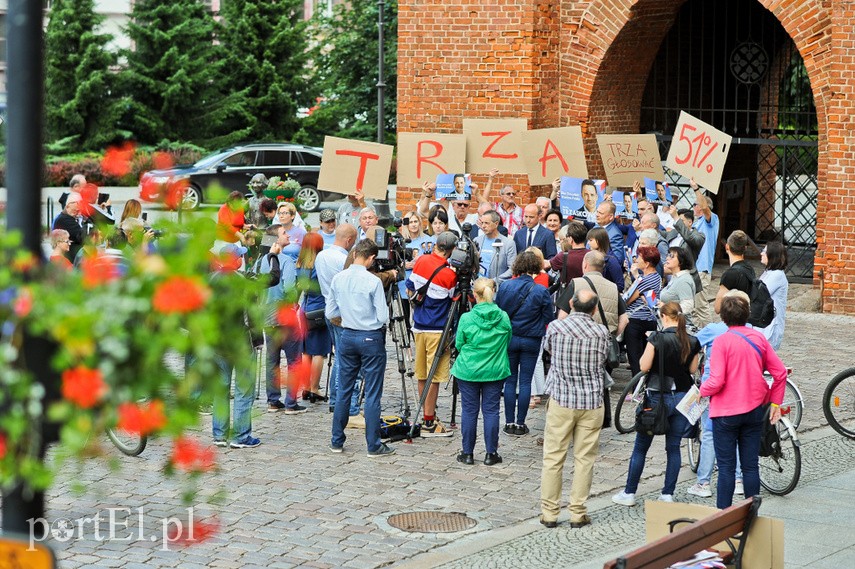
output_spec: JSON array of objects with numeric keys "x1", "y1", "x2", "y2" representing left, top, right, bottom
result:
[
  {"x1": 372, "y1": 223, "x2": 411, "y2": 274},
  {"x1": 447, "y1": 223, "x2": 479, "y2": 281}
]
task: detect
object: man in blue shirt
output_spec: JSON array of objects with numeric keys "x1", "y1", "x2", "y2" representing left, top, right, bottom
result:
[
  {"x1": 595, "y1": 201, "x2": 626, "y2": 267},
  {"x1": 690, "y1": 177, "x2": 720, "y2": 328},
  {"x1": 326, "y1": 239, "x2": 394, "y2": 457}
]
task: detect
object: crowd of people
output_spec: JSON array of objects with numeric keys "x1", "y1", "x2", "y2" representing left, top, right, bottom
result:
[{"x1": 46, "y1": 169, "x2": 792, "y2": 520}]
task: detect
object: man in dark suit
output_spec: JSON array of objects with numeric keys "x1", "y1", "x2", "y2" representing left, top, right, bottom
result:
[{"x1": 513, "y1": 204, "x2": 557, "y2": 261}]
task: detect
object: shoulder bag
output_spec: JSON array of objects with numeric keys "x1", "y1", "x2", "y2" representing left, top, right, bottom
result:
[
  {"x1": 635, "y1": 337, "x2": 671, "y2": 436},
  {"x1": 410, "y1": 263, "x2": 447, "y2": 306},
  {"x1": 582, "y1": 276, "x2": 621, "y2": 368}
]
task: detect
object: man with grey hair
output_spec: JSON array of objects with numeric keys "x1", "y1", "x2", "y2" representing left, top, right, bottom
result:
[
  {"x1": 535, "y1": 196, "x2": 552, "y2": 225},
  {"x1": 690, "y1": 177, "x2": 720, "y2": 327},
  {"x1": 474, "y1": 209, "x2": 517, "y2": 284},
  {"x1": 337, "y1": 189, "x2": 368, "y2": 227},
  {"x1": 357, "y1": 207, "x2": 378, "y2": 241},
  {"x1": 52, "y1": 191, "x2": 86, "y2": 261},
  {"x1": 478, "y1": 168, "x2": 523, "y2": 237},
  {"x1": 540, "y1": 288, "x2": 610, "y2": 529}
]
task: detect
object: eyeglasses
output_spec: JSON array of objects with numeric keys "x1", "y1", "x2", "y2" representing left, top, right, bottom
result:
[
  {"x1": 503, "y1": 192, "x2": 516, "y2": 197},
  {"x1": 58, "y1": 239, "x2": 71, "y2": 244},
  {"x1": 453, "y1": 202, "x2": 469, "y2": 207}
]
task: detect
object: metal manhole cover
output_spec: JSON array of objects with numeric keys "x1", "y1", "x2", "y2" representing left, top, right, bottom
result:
[{"x1": 387, "y1": 511, "x2": 477, "y2": 533}]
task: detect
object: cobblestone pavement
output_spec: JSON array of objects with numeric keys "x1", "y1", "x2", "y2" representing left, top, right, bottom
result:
[{"x1": 3, "y1": 309, "x2": 853, "y2": 568}]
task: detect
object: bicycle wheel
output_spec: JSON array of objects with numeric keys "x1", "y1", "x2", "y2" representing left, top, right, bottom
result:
[
  {"x1": 782, "y1": 378, "x2": 804, "y2": 431},
  {"x1": 686, "y1": 428, "x2": 701, "y2": 473},
  {"x1": 615, "y1": 372, "x2": 646, "y2": 434},
  {"x1": 759, "y1": 422, "x2": 801, "y2": 496},
  {"x1": 823, "y1": 367, "x2": 855, "y2": 439},
  {"x1": 107, "y1": 427, "x2": 148, "y2": 457}
]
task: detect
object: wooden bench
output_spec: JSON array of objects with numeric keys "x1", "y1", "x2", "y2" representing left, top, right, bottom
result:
[{"x1": 603, "y1": 496, "x2": 761, "y2": 569}]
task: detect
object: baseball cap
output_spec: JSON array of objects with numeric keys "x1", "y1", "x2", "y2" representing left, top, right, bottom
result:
[
  {"x1": 319, "y1": 209, "x2": 336, "y2": 223},
  {"x1": 435, "y1": 231, "x2": 459, "y2": 250}
]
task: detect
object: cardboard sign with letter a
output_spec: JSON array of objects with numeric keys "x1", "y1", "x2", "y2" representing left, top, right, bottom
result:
[
  {"x1": 596, "y1": 134, "x2": 663, "y2": 187},
  {"x1": 397, "y1": 133, "x2": 466, "y2": 188},
  {"x1": 521, "y1": 126, "x2": 588, "y2": 186},
  {"x1": 666, "y1": 111, "x2": 732, "y2": 193},
  {"x1": 463, "y1": 118, "x2": 528, "y2": 174},
  {"x1": 317, "y1": 136, "x2": 394, "y2": 199}
]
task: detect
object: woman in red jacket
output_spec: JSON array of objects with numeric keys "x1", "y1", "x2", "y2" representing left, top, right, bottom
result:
[{"x1": 699, "y1": 290, "x2": 787, "y2": 508}]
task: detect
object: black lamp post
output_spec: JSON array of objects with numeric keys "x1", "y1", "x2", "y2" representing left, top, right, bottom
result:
[{"x1": 372, "y1": 0, "x2": 391, "y2": 217}]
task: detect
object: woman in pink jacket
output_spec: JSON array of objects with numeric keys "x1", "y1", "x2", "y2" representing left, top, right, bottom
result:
[{"x1": 699, "y1": 291, "x2": 787, "y2": 508}]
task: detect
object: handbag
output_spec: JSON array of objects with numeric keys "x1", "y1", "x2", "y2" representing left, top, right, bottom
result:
[
  {"x1": 304, "y1": 308, "x2": 327, "y2": 331},
  {"x1": 635, "y1": 338, "x2": 671, "y2": 436},
  {"x1": 582, "y1": 276, "x2": 621, "y2": 368}
]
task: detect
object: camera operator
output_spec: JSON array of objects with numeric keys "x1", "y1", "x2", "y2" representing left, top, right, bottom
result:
[
  {"x1": 119, "y1": 217, "x2": 156, "y2": 255},
  {"x1": 405, "y1": 231, "x2": 460, "y2": 437},
  {"x1": 326, "y1": 239, "x2": 394, "y2": 457}
]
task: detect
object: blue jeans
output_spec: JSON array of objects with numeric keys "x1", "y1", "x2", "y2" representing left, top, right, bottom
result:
[
  {"x1": 712, "y1": 405, "x2": 765, "y2": 509},
  {"x1": 697, "y1": 408, "x2": 742, "y2": 485},
  {"x1": 212, "y1": 357, "x2": 254, "y2": 442},
  {"x1": 331, "y1": 329, "x2": 386, "y2": 452},
  {"x1": 625, "y1": 391, "x2": 691, "y2": 496},
  {"x1": 458, "y1": 379, "x2": 504, "y2": 454},
  {"x1": 265, "y1": 328, "x2": 300, "y2": 409},
  {"x1": 503, "y1": 335, "x2": 541, "y2": 425},
  {"x1": 327, "y1": 320, "x2": 362, "y2": 415}
]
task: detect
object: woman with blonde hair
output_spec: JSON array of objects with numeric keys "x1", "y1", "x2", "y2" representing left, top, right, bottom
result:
[
  {"x1": 451, "y1": 277, "x2": 512, "y2": 466},
  {"x1": 296, "y1": 232, "x2": 330, "y2": 403}
]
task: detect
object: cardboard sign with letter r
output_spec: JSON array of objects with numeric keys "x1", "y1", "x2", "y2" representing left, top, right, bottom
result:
[
  {"x1": 317, "y1": 136, "x2": 394, "y2": 199},
  {"x1": 396, "y1": 133, "x2": 466, "y2": 188}
]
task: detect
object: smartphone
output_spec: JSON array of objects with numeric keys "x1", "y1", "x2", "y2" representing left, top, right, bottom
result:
[{"x1": 142, "y1": 212, "x2": 148, "y2": 222}]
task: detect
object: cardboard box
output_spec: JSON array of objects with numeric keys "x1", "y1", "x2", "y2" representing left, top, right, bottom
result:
[{"x1": 645, "y1": 501, "x2": 784, "y2": 569}]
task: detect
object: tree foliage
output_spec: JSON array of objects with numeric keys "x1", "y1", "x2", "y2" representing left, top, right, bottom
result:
[
  {"x1": 119, "y1": 0, "x2": 253, "y2": 148},
  {"x1": 220, "y1": 0, "x2": 312, "y2": 142},
  {"x1": 297, "y1": 0, "x2": 397, "y2": 145},
  {"x1": 44, "y1": 0, "x2": 124, "y2": 151}
]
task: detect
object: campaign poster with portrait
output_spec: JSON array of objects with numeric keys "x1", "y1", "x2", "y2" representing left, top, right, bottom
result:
[
  {"x1": 645, "y1": 177, "x2": 672, "y2": 207},
  {"x1": 558, "y1": 177, "x2": 606, "y2": 222},
  {"x1": 613, "y1": 191, "x2": 638, "y2": 220},
  {"x1": 436, "y1": 173, "x2": 472, "y2": 200}
]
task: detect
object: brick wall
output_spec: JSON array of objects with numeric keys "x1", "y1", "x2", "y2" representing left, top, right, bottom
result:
[{"x1": 398, "y1": 0, "x2": 854, "y2": 314}]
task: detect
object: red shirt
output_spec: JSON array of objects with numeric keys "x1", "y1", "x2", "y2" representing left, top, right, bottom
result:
[
  {"x1": 217, "y1": 204, "x2": 245, "y2": 242},
  {"x1": 50, "y1": 254, "x2": 73, "y2": 270}
]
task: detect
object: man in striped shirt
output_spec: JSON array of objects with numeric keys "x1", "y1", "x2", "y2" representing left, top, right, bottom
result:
[{"x1": 540, "y1": 289, "x2": 610, "y2": 529}]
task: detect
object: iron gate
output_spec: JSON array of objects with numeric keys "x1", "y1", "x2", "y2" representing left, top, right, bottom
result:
[{"x1": 639, "y1": 0, "x2": 818, "y2": 281}]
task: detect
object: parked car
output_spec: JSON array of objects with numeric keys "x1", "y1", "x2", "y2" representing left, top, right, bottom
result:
[{"x1": 138, "y1": 143, "x2": 342, "y2": 211}]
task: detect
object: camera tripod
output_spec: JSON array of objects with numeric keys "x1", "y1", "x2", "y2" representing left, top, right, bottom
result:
[
  {"x1": 408, "y1": 278, "x2": 474, "y2": 438},
  {"x1": 385, "y1": 279, "x2": 415, "y2": 418}
]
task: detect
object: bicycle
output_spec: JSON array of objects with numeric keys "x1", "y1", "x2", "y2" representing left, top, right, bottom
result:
[
  {"x1": 106, "y1": 426, "x2": 148, "y2": 456},
  {"x1": 822, "y1": 367, "x2": 855, "y2": 439},
  {"x1": 685, "y1": 368, "x2": 803, "y2": 469},
  {"x1": 614, "y1": 371, "x2": 647, "y2": 434},
  {"x1": 759, "y1": 412, "x2": 801, "y2": 495}
]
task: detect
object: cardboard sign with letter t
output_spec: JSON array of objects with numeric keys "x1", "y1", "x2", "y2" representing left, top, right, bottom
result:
[
  {"x1": 666, "y1": 111, "x2": 732, "y2": 194},
  {"x1": 317, "y1": 136, "x2": 394, "y2": 199}
]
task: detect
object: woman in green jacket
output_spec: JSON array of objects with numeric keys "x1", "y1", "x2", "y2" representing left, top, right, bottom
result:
[{"x1": 451, "y1": 277, "x2": 512, "y2": 466}]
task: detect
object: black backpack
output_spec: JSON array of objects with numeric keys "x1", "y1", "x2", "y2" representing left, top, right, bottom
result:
[{"x1": 735, "y1": 264, "x2": 775, "y2": 328}]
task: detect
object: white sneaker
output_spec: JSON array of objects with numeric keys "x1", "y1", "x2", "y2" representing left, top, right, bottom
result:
[
  {"x1": 734, "y1": 480, "x2": 744, "y2": 495},
  {"x1": 687, "y1": 483, "x2": 712, "y2": 498},
  {"x1": 658, "y1": 494, "x2": 674, "y2": 502},
  {"x1": 612, "y1": 491, "x2": 636, "y2": 506}
]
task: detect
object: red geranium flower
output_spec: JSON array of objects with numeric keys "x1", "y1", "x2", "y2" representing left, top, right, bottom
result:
[
  {"x1": 117, "y1": 400, "x2": 166, "y2": 436},
  {"x1": 0, "y1": 432, "x2": 7, "y2": 459},
  {"x1": 80, "y1": 252, "x2": 121, "y2": 288},
  {"x1": 61, "y1": 366, "x2": 107, "y2": 409},
  {"x1": 152, "y1": 276, "x2": 211, "y2": 314},
  {"x1": 171, "y1": 436, "x2": 215, "y2": 473},
  {"x1": 210, "y1": 250, "x2": 242, "y2": 273},
  {"x1": 11, "y1": 251, "x2": 38, "y2": 273},
  {"x1": 165, "y1": 178, "x2": 190, "y2": 211},
  {"x1": 285, "y1": 355, "x2": 313, "y2": 399},
  {"x1": 167, "y1": 514, "x2": 220, "y2": 546},
  {"x1": 152, "y1": 151, "x2": 174, "y2": 171},
  {"x1": 13, "y1": 287, "x2": 33, "y2": 318},
  {"x1": 101, "y1": 142, "x2": 136, "y2": 177}
]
